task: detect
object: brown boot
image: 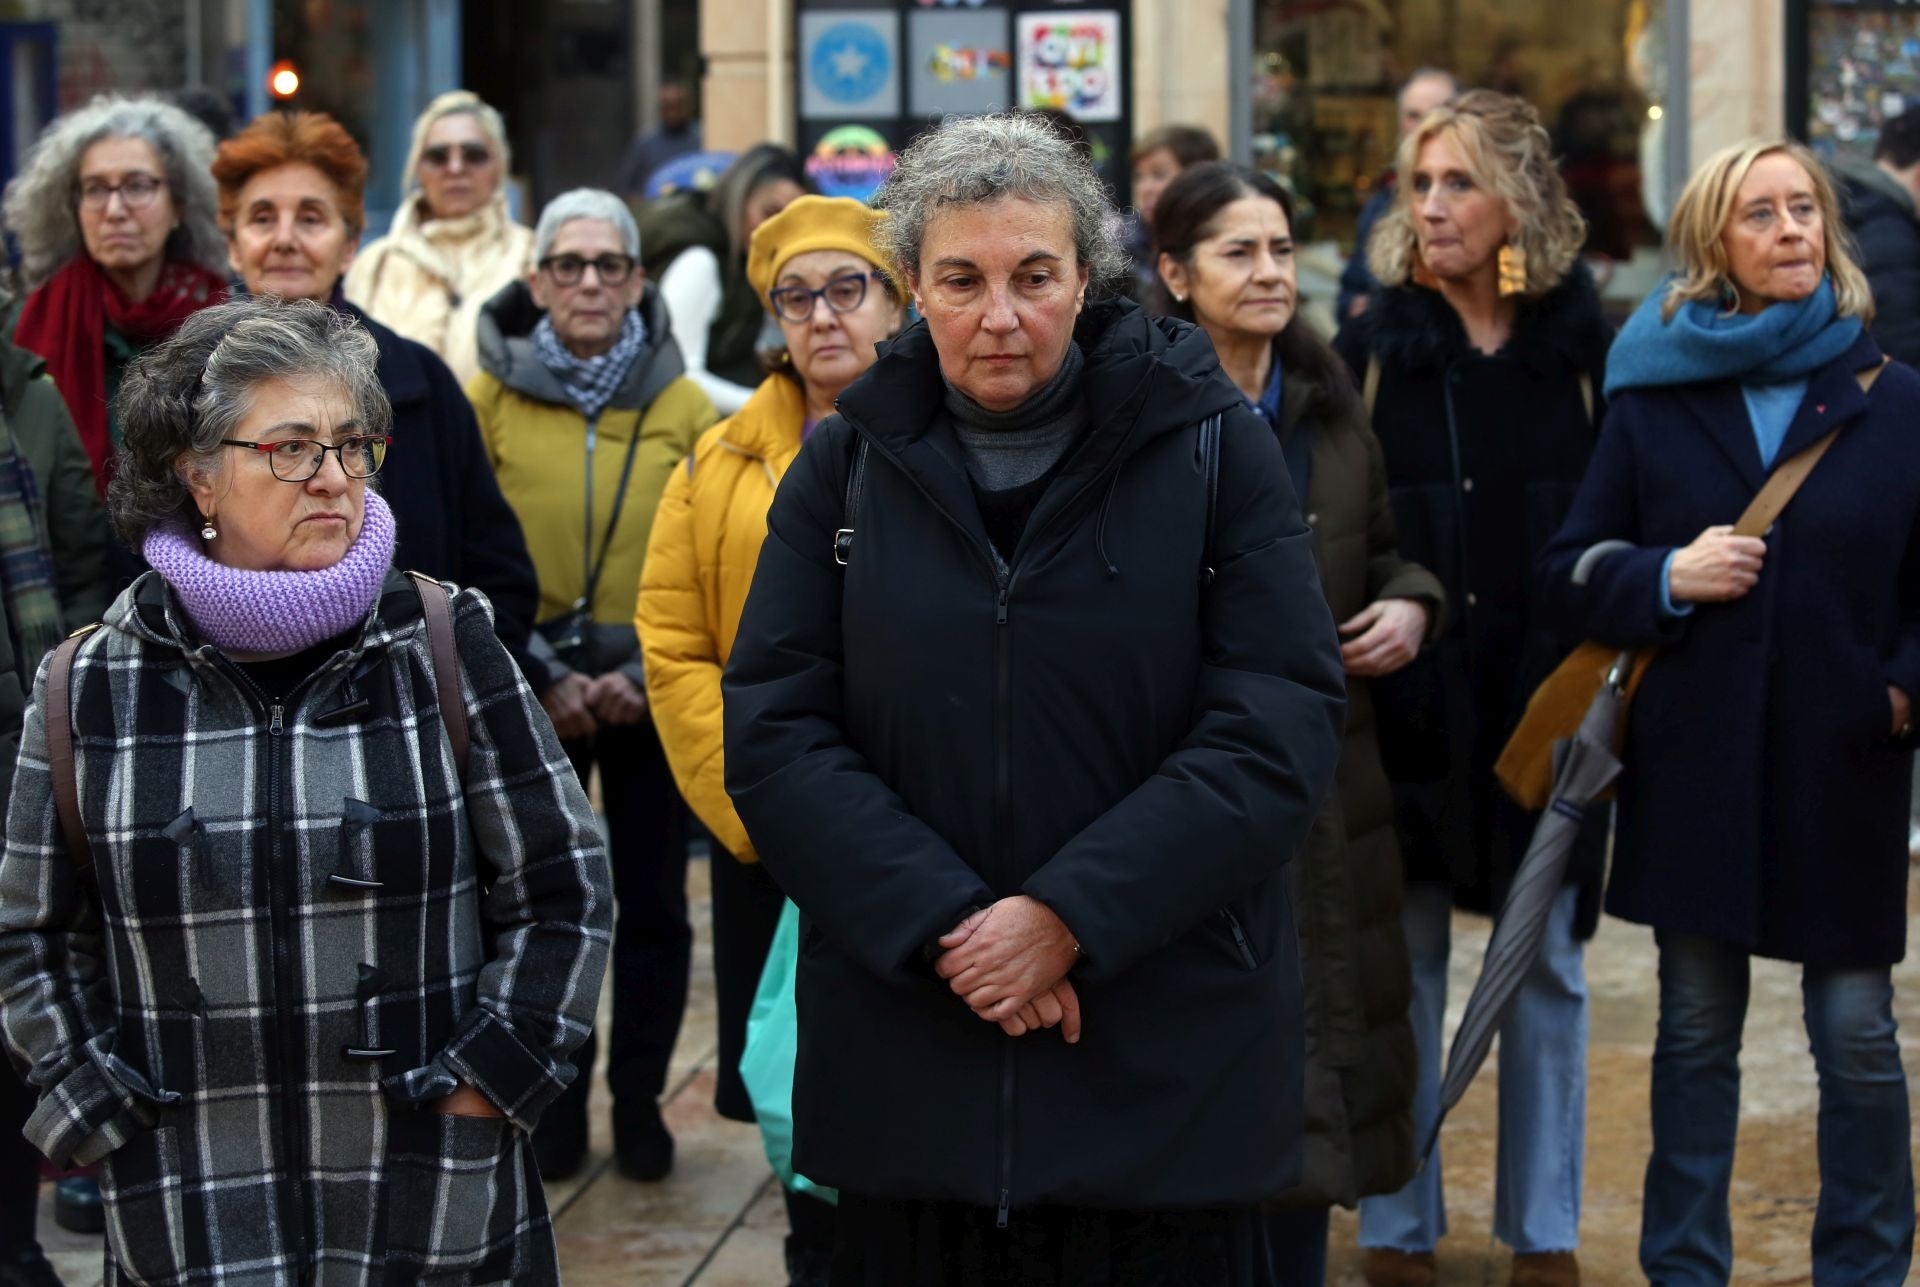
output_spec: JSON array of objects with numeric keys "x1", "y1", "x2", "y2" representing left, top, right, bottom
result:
[
  {"x1": 1509, "y1": 1250, "x2": 1581, "y2": 1287},
  {"x1": 1362, "y1": 1248, "x2": 1438, "y2": 1287}
]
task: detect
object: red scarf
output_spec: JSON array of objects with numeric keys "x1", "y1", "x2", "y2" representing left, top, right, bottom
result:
[{"x1": 13, "y1": 257, "x2": 228, "y2": 494}]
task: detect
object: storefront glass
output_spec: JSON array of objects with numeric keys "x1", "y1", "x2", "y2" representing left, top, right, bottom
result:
[{"x1": 1249, "y1": 0, "x2": 1669, "y2": 262}]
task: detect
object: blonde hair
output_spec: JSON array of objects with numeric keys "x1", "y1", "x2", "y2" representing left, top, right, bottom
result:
[
  {"x1": 1661, "y1": 137, "x2": 1872, "y2": 323},
  {"x1": 1366, "y1": 89, "x2": 1587, "y2": 298}
]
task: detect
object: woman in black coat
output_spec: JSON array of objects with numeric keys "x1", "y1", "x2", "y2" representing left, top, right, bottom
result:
[
  {"x1": 1331, "y1": 91, "x2": 1611, "y2": 1287},
  {"x1": 1541, "y1": 138, "x2": 1916, "y2": 1286},
  {"x1": 722, "y1": 113, "x2": 1346, "y2": 1285}
]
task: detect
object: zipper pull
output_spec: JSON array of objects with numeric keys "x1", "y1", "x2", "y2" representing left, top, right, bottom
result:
[
  {"x1": 1224, "y1": 911, "x2": 1258, "y2": 970},
  {"x1": 995, "y1": 586, "x2": 1010, "y2": 626},
  {"x1": 269, "y1": 704, "x2": 284, "y2": 736},
  {"x1": 995, "y1": 1188, "x2": 1011, "y2": 1229}
]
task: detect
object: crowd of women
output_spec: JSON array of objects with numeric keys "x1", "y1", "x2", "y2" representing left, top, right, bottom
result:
[{"x1": 0, "y1": 72, "x2": 1899, "y2": 1287}]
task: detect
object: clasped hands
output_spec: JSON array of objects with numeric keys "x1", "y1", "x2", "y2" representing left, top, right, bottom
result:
[{"x1": 934, "y1": 896, "x2": 1082, "y2": 1044}]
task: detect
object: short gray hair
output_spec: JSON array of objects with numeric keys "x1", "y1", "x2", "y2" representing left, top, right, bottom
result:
[
  {"x1": 534, "y1": 188, "x2": 640, "y2": 262},
  {"x1": 107, "y1": 297, "x2": 393, "y2": 545},
  {"x1": 875, "y1": 112, "x2": 1127, "y2": 288},
  {"x1": 2, "y1": 94, "x2": 227, "y2": 291}
]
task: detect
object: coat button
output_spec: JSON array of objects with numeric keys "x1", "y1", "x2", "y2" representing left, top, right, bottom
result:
[
  {"x1": 1306, "y1": 512, "x2": 1319, "y2": 526},
  {"x1": 1467, "y1": 592, "x2": 1479, "y2": 607},
  {"x1": 1461, "y1": 477, "x2": 1475, "y2": 492}
]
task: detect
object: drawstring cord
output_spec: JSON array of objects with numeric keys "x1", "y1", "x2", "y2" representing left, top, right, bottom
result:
[{"x1": 1093, "y1": 471, "x2": 1122, "y2": 578}]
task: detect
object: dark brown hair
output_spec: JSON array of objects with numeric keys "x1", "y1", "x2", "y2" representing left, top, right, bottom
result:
[{"x1": 1150, "y1": 161, "x2": 1357, "y2": 426}]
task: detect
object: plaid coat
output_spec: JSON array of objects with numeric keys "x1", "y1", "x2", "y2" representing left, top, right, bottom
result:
[{"x1": 0, "y1": 569, "x2": 611, "y2": 1286}]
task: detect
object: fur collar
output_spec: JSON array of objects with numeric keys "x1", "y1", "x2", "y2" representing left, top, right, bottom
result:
[{"x1": 1359, "y1": 260, "x2": 1610, "y2": 380}]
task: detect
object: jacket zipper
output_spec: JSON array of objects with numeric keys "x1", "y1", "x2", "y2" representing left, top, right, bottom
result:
[{"x1": 221, "y1": 661, "x2": 319, "y2": 1280}]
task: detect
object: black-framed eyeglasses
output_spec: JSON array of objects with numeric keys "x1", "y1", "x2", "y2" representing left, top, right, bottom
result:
[
  {"x1": 768, "y1": 271, "x2": 887, "y2": 324},
  {"x1": 77, "y1": 173, "x2": 168, "y2": 211},
  {"x1": 538, "y1": 253, "x2": 637, "y2": 287},
  {"x1": 220, "y1": 435, "x2": 391, "y2": 481},
  {"x1": 419, "y1": 143, "x2": 493, "y2": 170}
]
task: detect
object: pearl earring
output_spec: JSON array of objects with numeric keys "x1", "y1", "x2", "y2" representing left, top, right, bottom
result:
[{"x1": 200, "y1": 517, "x2": 217, "y2": 541}]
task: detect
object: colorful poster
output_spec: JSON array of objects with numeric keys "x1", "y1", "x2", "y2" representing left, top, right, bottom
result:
[
  {"x1": 909, "y1": 10, "x2": 1013, "y2": 116},
  {"x1": 801, "y1": 12, "x2": 902, "y2": 121},
  {"x1": 1016, "y1": 11, "x2": 1122, "y2": 123},
  {"x1": 805, "y1": 124, "x2": 899, "y2": 201}
]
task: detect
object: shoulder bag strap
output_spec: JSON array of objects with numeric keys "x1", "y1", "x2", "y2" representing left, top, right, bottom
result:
[
  {"x1": 407, "y1": 573, "x2": 469, "y2": 781},
  {"x1": 1200, "y1": 413, "x2": 1223, "y2": 585},
  {"x1": 1363, "y1": 357, "x2": 1382, "y2": 419},
  {"x1": 834, "y1": 437, "x2": 870, "y2": 567},
  {"x1": 45, "y1": 628, "x2": 95, "y2": 884},
  {"x1": 1731, "y1": 360, "x2": 1887, "y2": 539},
  {"x1": 575, "y1": 421, "x2": 647, "y2": 616}
]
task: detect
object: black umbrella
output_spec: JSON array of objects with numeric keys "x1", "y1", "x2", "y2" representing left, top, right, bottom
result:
[{"x1": 1421, "y1": 651, "x2": 1630, "y2": 1160}]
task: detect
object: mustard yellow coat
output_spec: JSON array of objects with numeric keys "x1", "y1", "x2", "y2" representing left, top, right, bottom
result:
[{"x1": 638, "y1": 373, "x2": 809, "y2": 861}]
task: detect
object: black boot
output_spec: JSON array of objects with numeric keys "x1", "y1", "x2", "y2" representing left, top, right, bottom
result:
[
  {"x1": 50, "y1": 1177, "x2": 101, "y2": 1235},
  {"x1": 531, "y1": 1105, "x2": 588, "y2": 1182},
  {"x1": 612, "y1": 1100, "x2": 673, "y2": 1181}
]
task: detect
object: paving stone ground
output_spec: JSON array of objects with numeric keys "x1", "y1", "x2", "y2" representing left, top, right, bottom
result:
[{"x1": 38, "y1": 863, "x2": 1920, "y2": 1285}]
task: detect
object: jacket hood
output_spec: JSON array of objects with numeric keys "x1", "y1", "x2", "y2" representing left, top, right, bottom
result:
[
  {"x1": 0, "y1": 338, "x2": 45, "y2": 418},
  {"x1": 836, "y1": 297, "x2": 1245, "y2": 464},
  {"x1": 1839, "y1": 160, "x2": 1918, "y2": 221},
  {"x1": 1359, "y1": 259, "x2": 1611, "y2": 380},
  {"x1": 473, "y1": 279, "x2": 688, "y2": 413}
]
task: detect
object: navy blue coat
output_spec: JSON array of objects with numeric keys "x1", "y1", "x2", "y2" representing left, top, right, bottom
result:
[
  {"x1": 347, "y1": 305, "x2": 542, "y2": 690},
  {"x1": 1539, "y1": 333, "x2": 1920, "y2": 968},
  {"x1": 723, "y1": 302, "x2": 1347, "y2": 1211}
]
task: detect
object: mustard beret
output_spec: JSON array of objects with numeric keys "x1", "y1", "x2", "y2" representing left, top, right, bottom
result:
[{"x1": 746, "y1": 195, "x2": 894, "y2": 313}]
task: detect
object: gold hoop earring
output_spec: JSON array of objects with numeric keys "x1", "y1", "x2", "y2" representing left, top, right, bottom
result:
[{"x1": 1497, "y1": 243, "x2": 1527, "y2": 297}]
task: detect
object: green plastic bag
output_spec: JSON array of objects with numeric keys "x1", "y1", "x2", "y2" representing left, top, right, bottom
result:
[{"x1": 739, "y1": 899, "x2": 838, "y2": 1202}]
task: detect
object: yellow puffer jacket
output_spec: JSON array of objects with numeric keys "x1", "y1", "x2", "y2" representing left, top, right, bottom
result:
[
  {"x1": 468, "y1": 283, "x2": 716, "y2": 636},
  {"x1": 638, "y1": 373, "x2": 809, "y2": 861}
]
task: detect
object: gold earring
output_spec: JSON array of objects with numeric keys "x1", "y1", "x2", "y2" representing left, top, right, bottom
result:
[{"x1": 1497, "y1": 243, "x2": 1527, "y2": 297}]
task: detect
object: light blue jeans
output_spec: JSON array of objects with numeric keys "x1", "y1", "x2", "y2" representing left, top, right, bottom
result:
[{"x1": 1357, "y1": 882, "x2": 1587, "y2": 1255}]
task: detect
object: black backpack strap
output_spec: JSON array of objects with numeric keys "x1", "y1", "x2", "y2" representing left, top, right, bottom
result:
[
  {"x1": 834, "y1": 437, "x2": 870, "y2": 567},
  {"x1": 1200, "y1": 412, "x2": 1223, "y2": 585},
  {"x1": 406, "y1": 572, "x2": 469, "y2": 783}
]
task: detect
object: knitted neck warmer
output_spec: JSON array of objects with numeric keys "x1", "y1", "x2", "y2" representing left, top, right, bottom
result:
[
  {"x1": 142, "y1": 490, "x2": 396, "y2": 655},
  {"x1": 944, "y1": 342, "x2": 1087, "y2": 491}
]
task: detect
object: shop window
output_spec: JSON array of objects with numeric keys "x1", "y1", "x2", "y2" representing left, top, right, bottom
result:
[{"x1": 1249, "y1": 0, "x2": 1667, "y2": 263}]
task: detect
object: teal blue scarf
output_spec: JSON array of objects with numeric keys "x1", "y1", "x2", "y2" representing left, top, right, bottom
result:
[{"x1": 1604, "y1": 276, "x2": 1861, "y2": 397}]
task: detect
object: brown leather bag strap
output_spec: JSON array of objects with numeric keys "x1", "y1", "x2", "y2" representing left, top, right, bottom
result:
[
  {"x1": 407, "y1": 573, "x2": 469, "y2": 781},
  {"x1": 1731, "y1": 360, "x2": 1887, "y2": 538},
  {"x1": 45, "y1": 629, "x2": 94, "y2": 884}
]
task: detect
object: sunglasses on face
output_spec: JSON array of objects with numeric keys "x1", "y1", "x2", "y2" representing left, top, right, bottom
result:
[
  {"x1": 419, "y1": 143, "x2": 493, "y2": 170},
  {"x1": 77, "y1": 173, "x2": 167, "y2": 211},
  {"x1": 538, "y1": 253, "x2": 637, "y2": 287},
  {"x1": 221, "y1": 435, "x2": 391, "y2": 481},
  {"x1": 767, "y1": 271, "x2": 887, "y2": 324}
]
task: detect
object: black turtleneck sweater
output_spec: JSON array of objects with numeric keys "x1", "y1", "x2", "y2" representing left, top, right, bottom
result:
[{"x1": 943, "y1": 342, "x2": 1088, "y2": 562}]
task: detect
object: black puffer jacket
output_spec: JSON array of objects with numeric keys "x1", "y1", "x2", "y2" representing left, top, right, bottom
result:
[
  {"x1": 723, "y1": 300, "x2": 1347, "y2": 1213},
  {"x1": 1838, "y1": 163, "x2": 1920, "y2": 368}
]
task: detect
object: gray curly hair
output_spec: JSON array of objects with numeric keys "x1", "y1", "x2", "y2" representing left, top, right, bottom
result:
[
  {"x1": 107, "y1": 296, "x2": 392, "y2": 545},
  {"x1": 2, "y1": 94, "x2": 227, "y2": 292},
  {"x1": 874, "y1": 112, "x2": 1127, "y2": 289}
]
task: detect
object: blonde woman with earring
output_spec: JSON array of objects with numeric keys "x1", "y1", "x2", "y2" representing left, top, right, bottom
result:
[{"x1": 1331, "y1": 89, "x2": 1612, "y2": 1287}]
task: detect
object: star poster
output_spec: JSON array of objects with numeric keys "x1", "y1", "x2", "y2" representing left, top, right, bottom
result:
[{"x1": 801, "y1": 12, "x2": 903, "y2": 121}]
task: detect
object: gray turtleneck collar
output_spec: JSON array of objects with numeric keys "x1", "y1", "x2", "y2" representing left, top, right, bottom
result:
[{"x1": 944, "y1": 342, "x2": 1087, "y2": 491}]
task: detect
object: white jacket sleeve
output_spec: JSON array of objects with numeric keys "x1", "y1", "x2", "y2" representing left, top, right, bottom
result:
[{"x1": 657, "y1": 247, "x2": 758, "y2": 416}]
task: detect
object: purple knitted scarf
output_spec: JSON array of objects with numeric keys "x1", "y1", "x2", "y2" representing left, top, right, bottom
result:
[{"x1": 143, "y1": 491, "x2": 397, "y2": 655}]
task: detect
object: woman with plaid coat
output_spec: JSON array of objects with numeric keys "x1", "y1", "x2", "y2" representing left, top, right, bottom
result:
[{"x1": 0, "y1": 297, "x2": 611, "y2": 1285}]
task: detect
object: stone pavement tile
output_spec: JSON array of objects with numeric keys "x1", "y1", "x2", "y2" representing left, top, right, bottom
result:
[
  {"x1": 547, "y1": 1227, "x2": 722, "y2": 1286},
  {"x1": 691, "y1": 1223, "x2": 788, "y2": 1285}
]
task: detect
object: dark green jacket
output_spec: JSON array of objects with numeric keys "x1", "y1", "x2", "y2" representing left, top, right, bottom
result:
[
  {"x1": 0, "y1": 340, "x2": 111, "y2": 630},
  {"x1": 1274, "y1": 366, "x2": 1444, "y2": 1209}
]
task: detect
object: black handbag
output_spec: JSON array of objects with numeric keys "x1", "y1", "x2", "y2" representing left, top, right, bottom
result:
[{"x1": 536, "y1": 422, "x2": 643, "y2": 674}]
